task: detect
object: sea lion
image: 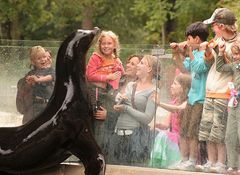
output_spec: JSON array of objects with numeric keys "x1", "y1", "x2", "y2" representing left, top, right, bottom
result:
[{"x1": 0, "y1": 27, "x2": 105, "y2": 175}]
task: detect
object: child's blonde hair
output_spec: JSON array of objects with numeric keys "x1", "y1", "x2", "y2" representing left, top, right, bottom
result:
[
  {"x1": 29, "y1": 45, "x2": 46, "y2": 61},
  {"x1": 95, "y1": 30, "x2": 120, "y2": 58}
]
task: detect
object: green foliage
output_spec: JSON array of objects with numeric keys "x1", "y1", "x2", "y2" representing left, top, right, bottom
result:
[
  {"x1": 0, "y1": 0, "x2": 54, "y2": 39},
  {"x1": 0, "y1": 0, "x2": 23, "y2": 21},
  {"x1": 131, "y1": 0, "x2": 173, "y2": 44},
  {"x1": 92, "y1": 0, "x2": 147, "y2": 44},
  {"x1": 0, "y1": 0, "x2": 240, "y2": 45},
  {"x1": 169, "y1": 0, "x2": 219, "y2": 41},
  {"x1": 21, "y1": 1, "x2": 53, "y2": 36},
  {"x1": 218, "y1": 0, "x2": 240, "y2": 28}
]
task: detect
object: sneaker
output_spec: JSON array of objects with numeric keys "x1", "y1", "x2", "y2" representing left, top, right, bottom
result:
[
  {"x1": 169, "y1": 160, "x2": 187, "y2": 170},
  {"x1": 195, "y1": 161, "x2": 213, "y2": 172},
  {"x1": 209, "y1": 162, "x2": 227, "y2": 174},
  {"x1": 178, "y1": 160, "x2": 196, "y2": 171},
  {"x1": 227, "y1": 167, "x2": 238, "y2": 175}
]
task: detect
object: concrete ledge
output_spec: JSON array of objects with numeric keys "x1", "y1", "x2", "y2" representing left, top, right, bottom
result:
[
  {"x1": 106, "y1": 165, "x2": 216, "y2": 175},
  {"x1": 30, "y1": 164, "x2": 218, "y2": 175}
]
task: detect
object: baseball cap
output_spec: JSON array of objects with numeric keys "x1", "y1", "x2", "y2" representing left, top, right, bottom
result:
[{"x1": 203, "y1": 8, "x2": 237, "y2": 25}]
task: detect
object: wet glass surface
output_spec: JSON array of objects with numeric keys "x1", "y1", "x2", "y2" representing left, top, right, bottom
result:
[{"x1": 0, "y1": 41, "x2": 178, "y2": 170}]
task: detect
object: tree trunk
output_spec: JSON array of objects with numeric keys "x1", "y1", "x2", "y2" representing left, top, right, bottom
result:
[
  {"x1": 1, "y1": 21, "x2": 12, "y2": 39},
  {"x1": 161, "y1": 24, "x2": 165, "y2": 47},
  {"x1": 10, "y1": 18, "x2": 21, "y2": 40},
  {"x1": 81, "y1": 6, "x2": 93, "y2": 29}
]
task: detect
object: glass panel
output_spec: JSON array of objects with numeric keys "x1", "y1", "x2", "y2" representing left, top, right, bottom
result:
[
  {"x1": 0, "y1": 40, "x2": 188, "y2": 171},
  {"x1": 89, "y1": 45, "x2": 177, "y2": 168},
  {"x1": 0, "y1": 40, "x2": 60, "y2": 127}
]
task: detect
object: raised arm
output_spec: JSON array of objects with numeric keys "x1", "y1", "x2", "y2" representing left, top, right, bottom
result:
[
  {"x1": 170, "y1": 42, "x2": 188, "y2": 73},
  {"x1": 124, "y1": 95, "x2": 156, "y2": 125},
  {"x1": 35, "y1": 75, "x2": 53, "y2": 82},
  {"x1": 216, "y1": 41, "x2": 233, "y2": 73},
  {"x1": 158, "y1": 101, "x2": 187, "y2": 113}
]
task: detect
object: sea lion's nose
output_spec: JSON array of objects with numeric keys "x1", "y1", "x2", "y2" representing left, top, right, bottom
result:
[{"x1": 93, "y1": 27, "x2": 100, "y2": 34}]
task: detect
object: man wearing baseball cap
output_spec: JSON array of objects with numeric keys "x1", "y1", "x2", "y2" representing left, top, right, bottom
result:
[
  {"x1": 203, "y1": 8, "x2": 237, "y2": 25},
  {"x1": 196, "y1": 8, "x2": 240, "y2": 174}
]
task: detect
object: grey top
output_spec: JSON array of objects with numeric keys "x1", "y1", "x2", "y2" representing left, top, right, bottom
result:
[{"x1": 115, "y1": 81, "x2": 156, "y2": 130}]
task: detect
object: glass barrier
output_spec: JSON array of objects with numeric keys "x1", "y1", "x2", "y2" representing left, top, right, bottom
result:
[{"x1": 0, "y1": 40, "x2": 184, "y2": 170}]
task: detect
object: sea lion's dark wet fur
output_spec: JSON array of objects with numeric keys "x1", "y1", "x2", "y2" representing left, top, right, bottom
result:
[{"x1": 0, "y1": 28, "x2": 105, "y2": 175}]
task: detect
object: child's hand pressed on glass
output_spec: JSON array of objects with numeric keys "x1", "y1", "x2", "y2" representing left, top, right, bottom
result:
[{"x1": 151, "y1": 91, "x2": 160, "y2": 105}]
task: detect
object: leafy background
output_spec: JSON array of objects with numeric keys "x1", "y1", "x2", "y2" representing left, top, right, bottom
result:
[
  {"x1": 0, "y1": 0, "x2": 238, "y2": 112},
  {"x1": 0, "y1": 0, "x2": 238, "y2": 44}
]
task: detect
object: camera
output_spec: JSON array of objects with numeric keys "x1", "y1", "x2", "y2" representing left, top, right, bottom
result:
[
  {"x1": 93, "y1": 100, "x2": 102, "y2": 113},
  {"x1": 116, "y1": 98, "x2": 125, "y2": 105}
]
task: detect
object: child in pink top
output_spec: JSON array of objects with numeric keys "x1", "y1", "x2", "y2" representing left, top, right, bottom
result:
[
  {"x1": 86, "y1": 31, "x2": 124, "y2": 152},
  {"x1": 150, "y1": 73, "x2": 191, "y2": 169},
  {"x1": 86, "y1": 31, "x2": 124, "y2": 90}
]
